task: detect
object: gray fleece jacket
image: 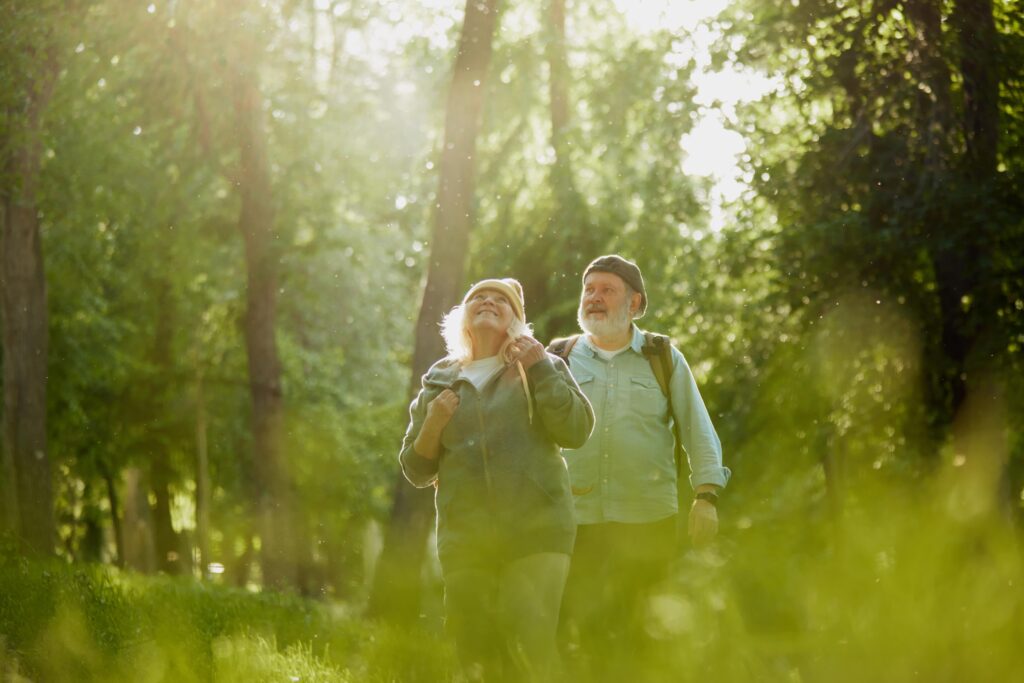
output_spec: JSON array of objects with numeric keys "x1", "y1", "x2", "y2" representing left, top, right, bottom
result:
[{"x1": 400, "y1": 354, "x2": 594, "y2": 571}]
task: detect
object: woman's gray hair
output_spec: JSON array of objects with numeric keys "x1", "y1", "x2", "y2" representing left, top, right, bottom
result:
[{"x1": 440, "y1": 303, "x2": 534, "y2": 365}]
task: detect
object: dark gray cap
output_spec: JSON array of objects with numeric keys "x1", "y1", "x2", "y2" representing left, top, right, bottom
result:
[{"x1": 583, "y1": 254, "x2": 647, "y2": 317}]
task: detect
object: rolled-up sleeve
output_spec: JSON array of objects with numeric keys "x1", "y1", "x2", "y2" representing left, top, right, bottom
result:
[
  {"x1": 398, "y1": 382, "x2": 440, "y2": 488},
  {"x1": 528, "y1": 354, "x2": 595, "y2": 449},
  {"x1": 670, "y1": 347, "x2": 731, "y2": 489}
]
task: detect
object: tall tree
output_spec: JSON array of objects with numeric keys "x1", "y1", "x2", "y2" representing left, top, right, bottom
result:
[
  {"x1": 0, "y1": 1, "x2": 67, "y2": 555},
  {"x1": 954, "y1": 0, "x2": 999, "y2": 179},
  {"x1": 194, "y1": 370, "x2": 211, "y2": 576},
  {"x1": 545, "y1": 0, "x2": 587, "y2": 226},
  {"x1": 370, "y1": 0, "x2": 503, "y2": 621},
  {"x1": 232, "y1": 32, "x2": 293, "y2": 590},
  {"x1": 525, "y1": 0, "x2": 593, "y2": 334},
  {"x1": 147, "y1": 282, "x2": 186, "y2": 574}
]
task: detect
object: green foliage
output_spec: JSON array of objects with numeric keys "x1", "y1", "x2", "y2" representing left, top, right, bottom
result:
[
  {"x1": 0, "y1": 549, "x2": 456, "y2": 682},
  {"x1": 707, "y1": 0, "x2": 1024, "y2": 508},
  {"x1": 21, "y1": 0, "x2": 449, "y2": 583},
  {"x1": 463, "y1": 0, "x2": 707, "y2": 340}
]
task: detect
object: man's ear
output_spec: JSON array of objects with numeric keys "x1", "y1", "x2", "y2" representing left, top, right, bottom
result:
[{"x1": 629, "y1": 291, "x2": 642, "y2": 316}]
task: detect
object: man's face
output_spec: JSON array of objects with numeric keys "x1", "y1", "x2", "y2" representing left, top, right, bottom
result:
[{"x1": 578, "y1": 271, "x2": 638, "y2": 338}]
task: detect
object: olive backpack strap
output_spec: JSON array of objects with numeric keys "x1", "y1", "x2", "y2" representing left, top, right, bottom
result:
[
  {"x1": 546, "y1": 334, "x2": 581, "y2": 362},
  {"x1": 641, "y1": 332, "x2": 673, "y2": 398},
  {"x1": 641, "y1": 332, "x2": 684, "y2": 476}
]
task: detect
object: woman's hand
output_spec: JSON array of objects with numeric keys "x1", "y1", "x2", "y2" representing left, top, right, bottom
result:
[
  {"x1": 508, "y1": 335, "x2": 546, "y2": 370},
  {"x1": 424, "y1": 389, "x2": 459, "y2": 430},
  {"x1": 414, "y1": 389, "x2": 459, "y2": 461}
]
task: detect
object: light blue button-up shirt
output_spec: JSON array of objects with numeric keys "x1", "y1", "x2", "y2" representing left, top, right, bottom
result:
[{"x1": 562, "y1": 326, "x2": 730, "y2": 525}]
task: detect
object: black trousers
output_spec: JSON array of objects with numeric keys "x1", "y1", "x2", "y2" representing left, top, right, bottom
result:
[{"x1": 560, "y1": 515, "x2": 677, "y2": 665}]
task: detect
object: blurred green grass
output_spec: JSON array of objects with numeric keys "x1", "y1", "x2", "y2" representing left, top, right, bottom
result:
[
  {"x1": 2, "y1": 476, "x2": 1022, "y2": 682},
  {"x1": 0, "y1": 548, "x2": 454, "y2": 682}
]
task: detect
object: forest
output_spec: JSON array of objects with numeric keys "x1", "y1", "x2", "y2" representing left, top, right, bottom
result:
[{"x1": 2, "y1": 0, "x2": 1022, "y2": 680}]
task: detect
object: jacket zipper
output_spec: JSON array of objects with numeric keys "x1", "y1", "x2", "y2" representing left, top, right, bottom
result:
[{"x1": 476, "y1": 399, "x2": 494, "y2": 498}]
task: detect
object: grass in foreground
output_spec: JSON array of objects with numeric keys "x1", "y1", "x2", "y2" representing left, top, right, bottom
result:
[{"x1": 2, "y1": 478, "x2": 1023, "y2": 683}]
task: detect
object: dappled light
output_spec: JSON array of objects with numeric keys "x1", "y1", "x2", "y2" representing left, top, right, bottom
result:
[{"x1": 1, "y1": 0, "x2": 1022, "y2": 681}]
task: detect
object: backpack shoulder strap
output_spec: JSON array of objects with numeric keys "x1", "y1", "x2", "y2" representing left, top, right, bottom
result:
[
  {"x1": 546, "y1": 334, "x2": 581, "y2": 362},
  {"x1": 642, "y1": 331, "x2": 685, "y2": 477},
  {"x1": 641, "y1": 332, "x2": 673, "y2": 398}
]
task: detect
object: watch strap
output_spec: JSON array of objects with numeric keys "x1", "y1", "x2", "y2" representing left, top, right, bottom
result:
[{"x1": 695, "y1": 490, "x2": 718, "y2": 505}]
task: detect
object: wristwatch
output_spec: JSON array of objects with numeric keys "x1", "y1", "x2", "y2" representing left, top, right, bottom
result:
[{"x1": 694, "y1": 490, "x2": 719, "y2": 506}]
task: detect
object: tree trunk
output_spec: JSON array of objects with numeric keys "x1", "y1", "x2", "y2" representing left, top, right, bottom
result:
[
  {"x1": 229, "y1": 534, "x2": 255, "y2": 588},
  {"x1": 821, "y1": 427, "x2": 844, "y2": 521},
  {"x1": 0, "y1": 375, "x2": 18, "y2": 532},
  {"x1": 79, "y1": 482, "x2": 104, "y2": 563},
  {"x1": 148, "y1": 283, "x2": 184, "y2": 574},
  {"x1": 233, "y1": 59, "x2": 293, "y2": 591},
  {"x1": 151, "y1": 452, "x2": 183, "y2": 573},
  {"x1": 928, "y1": 0, "x2": 999, "y2": 438},
  {"x1": 905, "y1": 0, "x2": 954, "y2": 179},
  {"x1": 101, "y1": 462, "x2": 125, "y2": 568},
  {"x1": 122, "y1": 467, "x2": 156, "y2": 572},
  {"x1": 951, "y1": 372, "x2": 1010, "y2": 521},
  {"x1": 546, "y1": 0, "x2": 583, "y2": 207},
  {"x1": 953, "y1": 0, "x2": 998, "y2": 179},
  {"x1": 534, "y1": 0, "x2": 592, "y2": 336},
  {"x1": 0, "y1": 43, "x2": 60, "y2": 557},
  {"x1": 369, "y1": 0, "x2": 502, "y2": 622},
  {"x1": 195, "y1": 372, "x2": 211, "y2": 577},
  {"x1": 547, "y1": 0, "x2": 570, "y2": 161}
]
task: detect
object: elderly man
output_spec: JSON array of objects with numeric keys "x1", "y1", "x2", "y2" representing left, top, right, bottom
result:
[{"x1": 552, "y1": 254, "x2": 730, "y2": 660}]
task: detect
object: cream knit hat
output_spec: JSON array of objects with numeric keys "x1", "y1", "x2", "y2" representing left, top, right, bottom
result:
[{"x1": 462, "y1": 278, "x2": 526, "y2": 322}]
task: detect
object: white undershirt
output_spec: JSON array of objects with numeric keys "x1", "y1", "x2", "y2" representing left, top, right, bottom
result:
[
  {"x1": 591, "y1": 340, "x2": 631, "y2": 361},
  {"x1": 460, "y1": 355, "x2": 503, "y2": 390}
]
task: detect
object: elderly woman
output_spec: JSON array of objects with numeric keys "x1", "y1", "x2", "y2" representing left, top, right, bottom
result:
[{"x1": 400, "y1": 278, "x2": 594, "y2": 680}]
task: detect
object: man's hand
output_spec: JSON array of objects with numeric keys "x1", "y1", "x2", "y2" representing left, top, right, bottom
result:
[
  {"x1": 688, "y1": 498, "x2": 719, "y2": 547},
  {"x1": 508, "y1": 335, "x2": 546, "y2": 370}
]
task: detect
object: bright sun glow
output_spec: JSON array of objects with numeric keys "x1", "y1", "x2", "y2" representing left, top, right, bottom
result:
[
  {"x1": 353, "y1": 0, "x2": 777, "y2": 232},
  {"x1": 612, "y1": 0, "x2": 729, "y2": 33},
  {"x1": 614, "y1": 0, "x2": 777, "y2": 231}
]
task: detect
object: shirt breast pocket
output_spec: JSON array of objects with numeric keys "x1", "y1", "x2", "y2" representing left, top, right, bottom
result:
[
  {"x1": 572, "y1": 371, "x2": 596, "y2": 395},
  {"x1": 630, "y1": 375, "x2": 666, "y2": 417}
]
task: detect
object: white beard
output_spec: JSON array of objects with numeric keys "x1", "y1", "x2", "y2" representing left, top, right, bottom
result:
[{"x1": 577, "y1": 300, "x2": 633, "y2": 339}]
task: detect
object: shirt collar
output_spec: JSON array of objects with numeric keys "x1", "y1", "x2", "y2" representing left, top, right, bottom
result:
[
  {"x1": 579, "y1": 325, "x2": 645, "y2": 357},
  {"x1": 629, "y1": 325, "x2": 646, "y2": 353}
]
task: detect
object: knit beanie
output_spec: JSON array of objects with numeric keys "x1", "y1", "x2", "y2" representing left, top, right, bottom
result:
[{"x1": 462, "y1": 278, "x2": 526, "y2": 322}]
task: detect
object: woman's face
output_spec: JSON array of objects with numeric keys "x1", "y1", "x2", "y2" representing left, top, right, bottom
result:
[{"x1": 465, "y1": 288, "x2": 515, "y2": 338}]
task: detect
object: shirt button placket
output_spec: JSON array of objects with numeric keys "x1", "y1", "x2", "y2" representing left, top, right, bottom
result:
[
  {"x1": 600, "y1": 362, "x2": 610, "y2": 497},
  {"x1": 598, "y1": 362, "x2": 606, "y2": 497}
]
